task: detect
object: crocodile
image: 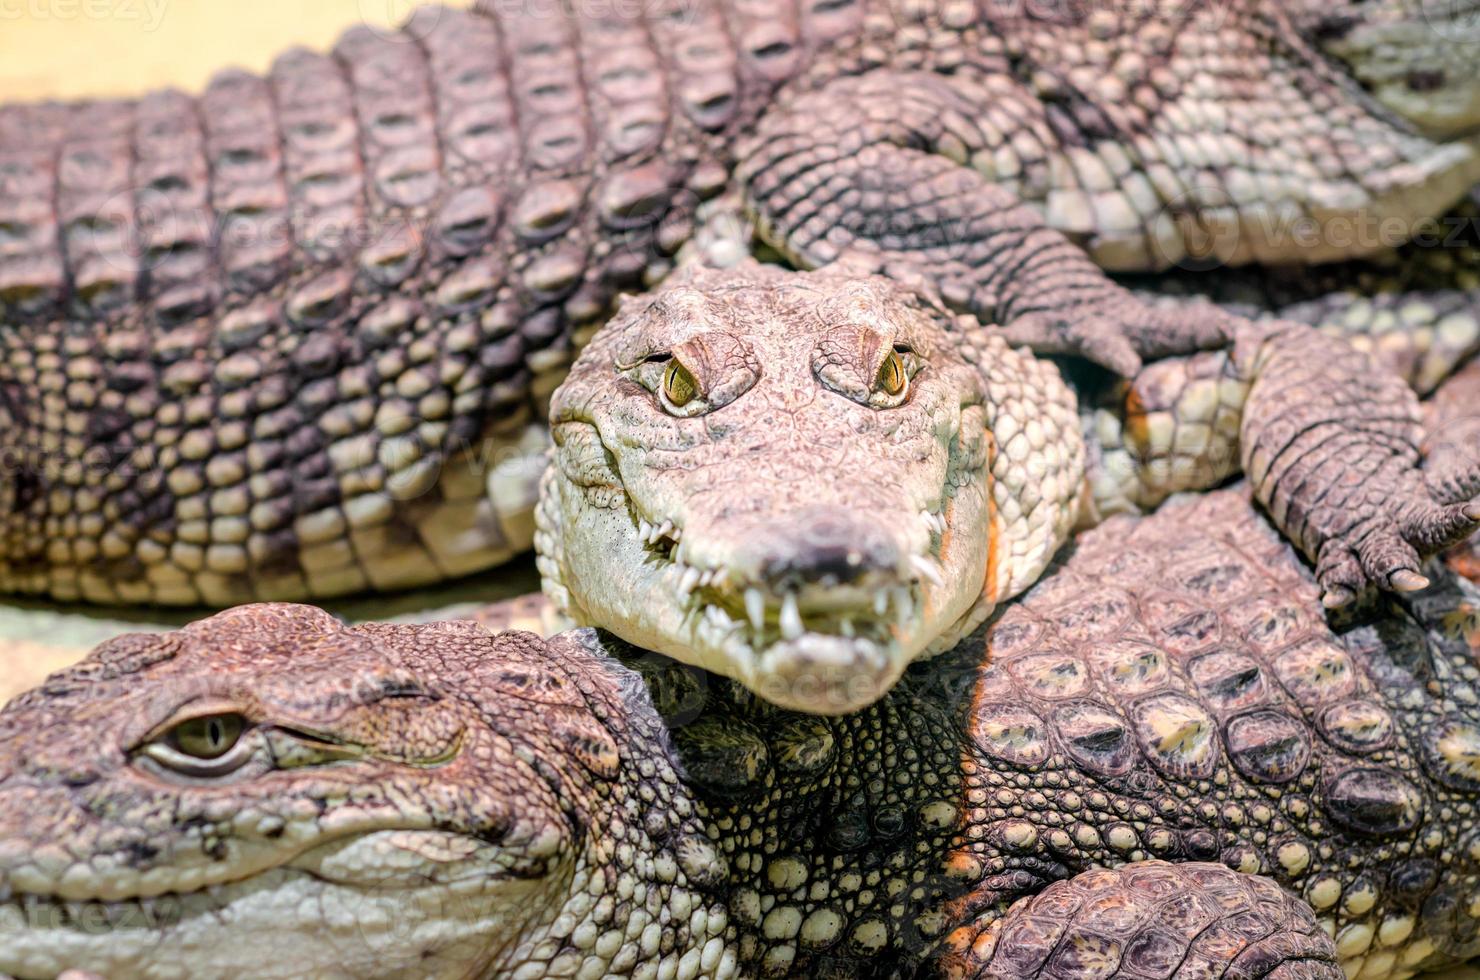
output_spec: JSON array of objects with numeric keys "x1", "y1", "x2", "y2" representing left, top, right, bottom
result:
[
  {"x1": 3, "y1": 0, "x2": 1480, "y2": 608},
  {"x1": 537, "y1": 260, "x2": 1480, "y2": 711},
  {"x1": 6, "y1": 488, "x2": 1480, "y2": 978}
]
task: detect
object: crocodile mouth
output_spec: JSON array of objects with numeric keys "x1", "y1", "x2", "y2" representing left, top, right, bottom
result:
[
  {"x1": 630, "y1": 506, "x2": 949, "y2": 712},
  {"x1": 0, "y1": 829, "x2": 522, "y2": 978}
]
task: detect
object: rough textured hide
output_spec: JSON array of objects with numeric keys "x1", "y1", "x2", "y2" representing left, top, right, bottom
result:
[
  {"x1": 540, "y1": 262, "x2": 1479, "y2": 711},
  {"x1": 1, "y1": 0, "x2": 1478, "y2": 606},
  {"x1": 6, "y1": 489, "x2": 1480, "y2": 977}
]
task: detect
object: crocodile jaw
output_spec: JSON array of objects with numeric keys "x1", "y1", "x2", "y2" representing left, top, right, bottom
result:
[
  {"x1": 546, "y1": 450, "x2": 994, "y2": 715},
  {"x1": 0, "y1": 830, "x2": 524, "y2": 979},
  {"x1": 1316, "y1": 0, "x2": 1480, "y2": 138}
]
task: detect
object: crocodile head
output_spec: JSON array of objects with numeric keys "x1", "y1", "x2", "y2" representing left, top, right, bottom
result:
[
  {"x1": 1300, "y1": 0, "x2": 1480, "y2": 137},
  {"x1": 540, "y1": 263, "x2": 1083, "y2": 714},
  {"x1": 0, "y1": 604, "x2": 725, "y2": 979}
]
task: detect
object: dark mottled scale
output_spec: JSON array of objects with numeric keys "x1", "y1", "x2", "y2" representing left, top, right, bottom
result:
[
  {"x1": 419, "y1": 8, "x2": 519, "y2": 185},
  {"x1": 55, "y1": 100, "x2": 137, "y2": 320},
  {"x1": 201, "y1": 71, "x2": 292, "y2": 296},
  {"x1": 0, "y1": 104, "x2": 69, "y2": 319},
  {"x1": 268, "y1": 48, "x2": 367, "y2": 264},
  {"x1": 336, "y1": 25, "x2": 444, "y2": 218}
]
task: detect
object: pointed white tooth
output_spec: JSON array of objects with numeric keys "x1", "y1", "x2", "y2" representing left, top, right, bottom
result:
[
  {"x1": 895, "y1": 586, "x2": 913, "y2": 626},
  {"x1": 746, "y1": 587, "x2": 766, "y2": 633},
  {"x1": 657, "y1": 520, "x2": 674, "y2": 542},
  {"x1": 873, "y1": 589, "x2": 889, "y2": 617},
  {"x1": 680, "y1": 565, "x2": 702, "y2": 598},
  {"x1": 840, "y1": 617, "x2": 855, "y2": 638},
  {"x1": 638, "y1": 519, "x2": 653, "y2": 543},
  {"x1": 780, "y1": 591, "x2": 803, "y2": 640},
  {"x1": 910, "y1": 554, "x2": 945, "y2": 588}
]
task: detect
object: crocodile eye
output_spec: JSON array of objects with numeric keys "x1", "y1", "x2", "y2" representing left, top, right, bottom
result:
[
  {"x1": 663, "y1": 360, "x2": 698, "y2": 407},
  {"x1": 876, "y1": 350, "x2": 908, "y2": 397},
  {"x1": 169, "y1": 713, "x2": 245, "y2": 760}
]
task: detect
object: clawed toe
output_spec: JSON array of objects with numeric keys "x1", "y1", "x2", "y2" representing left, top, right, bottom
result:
[
  {"x1": 1315, "y1": 496, "x2": 1479, "y2": 609},
  {"x1": 1388, "y1": 568, "x2": 1431, "y2": 592}
]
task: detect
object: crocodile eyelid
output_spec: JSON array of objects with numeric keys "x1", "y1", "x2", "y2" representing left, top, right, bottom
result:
[
  {"x1": 133, "y1": 698, "x2": 250, "y2": 749},
  {"x1": 614, "y1": 350, "x2": 672, "y2": 371}
]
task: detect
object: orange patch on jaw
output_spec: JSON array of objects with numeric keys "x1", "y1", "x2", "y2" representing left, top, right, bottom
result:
[
  {"x1": 933, "y1": 433, "x2": 1004, "y2": 953},
  {"x1": 980, "y1": 432, "x2": 999, "y2": 610}
]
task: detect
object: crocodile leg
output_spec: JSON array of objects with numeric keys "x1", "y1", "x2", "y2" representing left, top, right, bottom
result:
[
  {"x1": 937, "y1": 862, "x2": 1342, "y2": 980},
  {"x1": 1086, "y1": 320, "x2": 1480, "y2": 607},
  {"x1": 1239, "y1": 322, "x2": 1480, "y2": 607},
  {"x1": 1128, "y1": 197, "x2": 1480, "y2": 395},
  {"x1": 737, "y1": 70, "x2": 1240, "y2": 378},
  {"x1": 1138, "y1": 278, "x2": 1480, "y2": 399}
]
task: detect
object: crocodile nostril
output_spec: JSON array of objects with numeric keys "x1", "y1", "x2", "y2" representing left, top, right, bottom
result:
[
  {"x1": 758, "y1": 509, "x2": 901, "y2": 588},
  {"x1": 1407, "y1": 69, "x2": 1447, "y2": 93}
]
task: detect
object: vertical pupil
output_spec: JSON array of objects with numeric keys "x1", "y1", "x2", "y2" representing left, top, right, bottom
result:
[{"x1": 208, "y1": 719, "x2": 222, "y2": 745}]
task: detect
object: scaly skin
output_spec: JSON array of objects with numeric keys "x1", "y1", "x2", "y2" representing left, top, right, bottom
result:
[
  {"x1": 8, "y1": 489, "x2": 1480, "y2": 977},
  {"x1": 0, "y1": 604, "x2": 733, "y2": 979},
  {"x1": 539, "y1": 262, "x2": 1480, "y2": 712},
  {"x1": 2, "y1": 0, "x2": 1479, "y2": 606},
  {"x1": 1126, "y1": 197, "x2": 1480, "y2": 396},
  {"x1": 1427, "y1": 358, "x2": 1480, "y2": 584}
]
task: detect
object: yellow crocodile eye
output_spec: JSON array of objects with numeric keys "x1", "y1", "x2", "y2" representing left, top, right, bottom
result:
[
  {"x1": 877, "y1": 350, "x2": 907, "y2": 396},
  {"x1": 170, "y1": 714, "x2": 245, "y2": 760},
  {"x1": 663, "y1": 360, "x2": 697, "y2": 407}
]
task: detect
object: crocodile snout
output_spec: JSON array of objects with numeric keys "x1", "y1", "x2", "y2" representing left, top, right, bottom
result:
[{"x1": 753, "y1": 507, "x2": 903, "y2": 591}]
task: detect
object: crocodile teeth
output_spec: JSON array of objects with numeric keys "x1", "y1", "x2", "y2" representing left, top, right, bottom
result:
[
  {"x1": 638, "y1": 519, "x2": 654, "y2": 543},
  {"x1": 746, "y1": 587, "x2": 766, "y2": 634},
  {"x1": 705, "y1": 605, "x2": 736, "y2": 633},
  {"x1": 780, "y1": 591, "x2": 803, "y2": 641},
  {"x1": 894, "y1": 586, "x2": 913, "y2": 627},
  {"x1": 679, "y1": 565, "x2": 702, "y2": 599},
  {"x1": 657, "y1": 520, "x2": 675, "y2": 542},
  {"x1": 873, "y1": 590, "x2": 890, "y2": 617},
  {"x1": 921, "y1": 508, "x2": 946, "y2": 537},
  {"x1": 840, "y1": 617, "x2": 855, "y2": 638},
  {"x1": 910, "y1": 554, "x2": 944, "y2": 588}
]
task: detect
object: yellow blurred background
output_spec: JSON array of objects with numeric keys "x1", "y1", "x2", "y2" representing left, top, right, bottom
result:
[{"x1": 0, "y1": 0, "x2": 469, "y2": 101}]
